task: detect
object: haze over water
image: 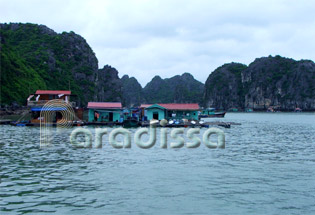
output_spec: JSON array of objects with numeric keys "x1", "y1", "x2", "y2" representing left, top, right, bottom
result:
[{"x1": 1, "y1": 113, "x2": 315, "y2": 214}]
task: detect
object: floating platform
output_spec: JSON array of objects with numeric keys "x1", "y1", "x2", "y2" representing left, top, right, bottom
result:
[
  {"x1": 140, "y1": 121, "x2": 240, "y2": 128},
  {"x1": 9, "y1": 121, "x2": 85, "y2": 127},
  {"x1": 6, "y1": 120, "x2": 240, "y2": 129},
  {"x1": 0, "y1": 119, "x2": 12, "y2": 125},
  {"x1": 85, "y1": 121, "x2": 123, "y2": 126}
]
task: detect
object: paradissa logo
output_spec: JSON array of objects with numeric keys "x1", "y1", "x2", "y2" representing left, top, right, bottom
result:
[
  {"x1": 69, "y1": 124, "x2": 225, "y2": 149},
  {"x1": 39, "y1": 99, "x2": 225, "y2": 149}
]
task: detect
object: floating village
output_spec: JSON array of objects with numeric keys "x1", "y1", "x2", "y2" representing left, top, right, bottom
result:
[{"x1": 0, "y1": 90, "x2": 237, "y2": 128}]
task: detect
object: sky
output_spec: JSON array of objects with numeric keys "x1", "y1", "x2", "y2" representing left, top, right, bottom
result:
[{"x1": 1, "y1": 0, "x2": 315, "y2": 86}]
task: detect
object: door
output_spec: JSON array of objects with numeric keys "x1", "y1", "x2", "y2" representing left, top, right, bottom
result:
[
  {"x1": 109, "y1": 112, "x2": 113, "y2": 121},
  {"x1": 153, "y1": 112, "x2": 159, "y2": 120}
]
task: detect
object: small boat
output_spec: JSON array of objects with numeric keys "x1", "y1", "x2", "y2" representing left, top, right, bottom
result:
[
  {"x1": 123, "y1": 118, "x2": 140, "y2": 128},
  {"x1": 228, "y1": 108, "x2": 238, "y2": 112},
  {"x1": 199, "y1": 108, "x2": 226, "y2": 118},
  {"x1": 245, "y1": 108, "x2": 253, "y2": 112},
  {"x1": 294, "y1": 108, "x2": 302, "y2": 112},
  {"x1": 267, "y1": 107, "x2": 274, "y2": 112}
]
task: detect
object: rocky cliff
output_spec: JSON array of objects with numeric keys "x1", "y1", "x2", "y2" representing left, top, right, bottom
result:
[
  {"x1": 143, "y1": 73, "x2": 204, "y2": 104},
  {"x1": 0, "y1": 23, "x2": 122, "y2": 106},
  {"x1": 121, "y1": 75, "x2": 144, "y2": 107},
  {"x1": 203, "y1": 63, "x2": 247, "y2": 109},
  {"x1": 94, "y1": 65, "x2": 122, "y2": 102},
  {"x1": 204, "y1": 56, "x2": 315, "y2": 110}
]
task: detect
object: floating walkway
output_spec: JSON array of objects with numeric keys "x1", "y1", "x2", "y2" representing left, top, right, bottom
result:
[{"x1": 5, "y1": 120, "x2": 240, "y2": 128}]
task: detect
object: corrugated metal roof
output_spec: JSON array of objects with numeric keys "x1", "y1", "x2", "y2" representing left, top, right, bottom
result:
[
  {"x1": 35, "y1": 90, "x2": 71, "y2": 95},
  {"x1": 87, "y1": 102, "x2": 122, "y2": 109},
  {"x1": 158, "y1": 103, "x2": 199, "y2": 110}
]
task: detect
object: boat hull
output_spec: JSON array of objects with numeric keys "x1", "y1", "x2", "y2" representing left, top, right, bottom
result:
[
  {"x1": 199, "y1": 112, "x2": 226, "y2": 118},
  {"x1": 123, "y1": 119, "x2": 140, "y2": 128}
]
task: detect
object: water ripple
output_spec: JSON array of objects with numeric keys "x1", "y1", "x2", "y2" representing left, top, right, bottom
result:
[{"x1": 1, "y1": 113, "x2": 315, "y2": 214}]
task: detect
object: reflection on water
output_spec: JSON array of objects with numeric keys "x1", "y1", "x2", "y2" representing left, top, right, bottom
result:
[{"x1": 1, "y1": 113, "x2": 315, "y2": 214}]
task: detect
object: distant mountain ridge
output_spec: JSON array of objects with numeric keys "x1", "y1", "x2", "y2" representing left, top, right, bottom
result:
[
  {"x1": 121, "y1": 75, "x2": 144, "y2": 107},
  {"x1": 121, "y1": 73, "x2": 204, "y2": 107},
  {"x1": 142, "y1": 73, "x2": 204, "y2": 105},
  {"x1": 1, "y1": 23, "x2": 314, "y2": 110}
]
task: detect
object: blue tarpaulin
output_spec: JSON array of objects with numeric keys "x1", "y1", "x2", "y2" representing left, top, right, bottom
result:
[{"x1": 31, "y1": 107, "x2": 67, "y2": 112}]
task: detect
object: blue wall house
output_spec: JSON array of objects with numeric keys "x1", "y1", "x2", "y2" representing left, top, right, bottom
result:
[
  {"x1": 145, "y1": 104, "x2": 166, "y2": 120},
  {"x1": 145, "y1": 103, "x2": 199, "y2": 121},
  {"x1": 87, "y1": 102, "x2": 123, "y2": 122}
]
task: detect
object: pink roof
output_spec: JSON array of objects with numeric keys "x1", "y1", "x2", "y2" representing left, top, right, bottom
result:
[
  {"x1": 87, "y1": 102, "x2": 122, "y2": 109},
  {"x1": 140, "y1": 104, "x2": 153, "y2": 108},
  {"x1": 35, "y1": 90, "x2": 71, "y2": 95},
  {"x1": 159, "y1": 103, "x2": 199, "y2": 110}
]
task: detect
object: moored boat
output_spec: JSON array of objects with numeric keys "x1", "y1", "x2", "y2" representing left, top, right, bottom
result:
[
  {"x1": 122, "y1": 117, "x2": 140, "y2": 128},
  {"x1": 199, "y1": 108, "x2": 226, "y2": 118}
]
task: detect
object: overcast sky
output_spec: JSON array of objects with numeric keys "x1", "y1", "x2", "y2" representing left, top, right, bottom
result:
[{"x1": 1, "y1": 0, "x2": 315, "y2": 86}]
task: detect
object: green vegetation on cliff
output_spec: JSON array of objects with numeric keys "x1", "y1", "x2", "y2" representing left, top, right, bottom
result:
[
  {"x1": 1, "y1": 23, "x2": 100, "y2": 106},
  {"x1": 1, "y1": 44, "x2": 46, "y2": 104}
]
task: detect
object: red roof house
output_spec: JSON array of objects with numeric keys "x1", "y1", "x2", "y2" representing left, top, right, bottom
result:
[
  {"x1": 87, "y1": 102, "x2": 122, "y2": 109},
  {"x1": 35, "y1": 90, "x2": 71, "y2": 95},
  {"x1": 159, "y1": 103, "x2": 199, "y2": 110}
]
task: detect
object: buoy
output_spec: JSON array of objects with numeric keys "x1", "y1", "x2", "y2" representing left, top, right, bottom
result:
[{"x1": 160, "y1": 119, "x2": 168, "y2": 127}]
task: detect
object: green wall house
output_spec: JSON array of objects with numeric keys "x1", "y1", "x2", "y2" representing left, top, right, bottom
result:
[
  {"x1": 145, "y1": 104, "x2": 166, "y2": 120},
  {"x1": 145, "y1": 103, "x2": 199, "y2": 121},
  {"x1": 87, "y1": 102, "x2": 123, "y2": 122}
]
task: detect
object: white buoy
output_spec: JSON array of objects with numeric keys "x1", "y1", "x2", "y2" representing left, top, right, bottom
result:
[{"x1": 160, "y1": 119, "x2": 168, "y2": 127}]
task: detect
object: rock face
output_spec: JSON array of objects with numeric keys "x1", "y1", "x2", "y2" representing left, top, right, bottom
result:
[
  {"x1": 204, "y1": 63, "x2": 247, "y2": 109},
  {"x1": 0, "y1": 23, "x2": 122, "y2": 106},
  {"x1": 242, "y1": 56, "x2": 315, "y2": 110},
  {"x1": 121, "y1": 75, "x2": 144, "y2": 107},
  {"x1": 94, "y1": 65, "x2": 122, "y2": 102},
  {"x1": 143, "y1": 73, "x2": 204, "y2": 104},
  {"x1": 204, "y1": 56, "x2": 315, "y2": 111}
]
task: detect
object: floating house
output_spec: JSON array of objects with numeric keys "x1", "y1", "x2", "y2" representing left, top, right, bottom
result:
[
  {"x1": 139, "y1": 104, "x2": 153, "y2": 121},
  {"x1": 27, "y1": 90, "x2": 82, "y2": 124},
  {"x1": 27, "y1": 90, "x2": 74, "y2": 106},
  {"x1": 123, "y1": 107, "x2": 141, "y2": 121},
  {"x1": 87, "y1": 102, "x2": 123, "y2": 122},
  {"x1": 145, "y1": 104, "x2": 166, "y2": 120},
  {"x1": 144, "y1": 103, "x2": 199, "y2": 121}
]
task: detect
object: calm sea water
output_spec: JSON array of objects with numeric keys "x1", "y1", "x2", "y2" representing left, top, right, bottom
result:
[{"x1": 1, "y1": 113, "x2": 315, "y2": 215}]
